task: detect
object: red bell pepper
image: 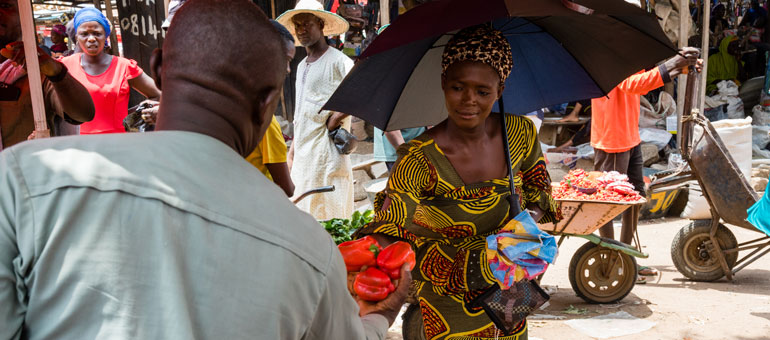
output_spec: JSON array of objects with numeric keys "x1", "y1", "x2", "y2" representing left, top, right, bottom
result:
[
  {"x1": 376, "y1": 241, "x2": 416, "y2": 279},
  {"x1": 353, "y1": 267, "x2": 395, "y2": 301},
  {"x1": 338, "y1": 236, "x2": 381, "y2": 272}
]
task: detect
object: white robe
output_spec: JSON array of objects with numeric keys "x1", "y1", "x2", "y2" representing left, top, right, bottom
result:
[{"x1": 291, "y1": 48, "x2": 355, "y2": 220}]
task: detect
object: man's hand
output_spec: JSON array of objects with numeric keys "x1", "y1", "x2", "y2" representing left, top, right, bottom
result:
[
  {"x1": 355, "y1": 263, "x2": 412, "y2": 326},
  {"x1": 326, "y1": 112, "x2": 349, "y2": 131},
  {"x1": 664, "y1": 47, "x2": 702, "y2": 78},
  {"x1": 1, "y1": 42, "x2": 63, "y2": 78},
  {"x1": 138, "y1": 100, "x2": 160, "y2": 124}
]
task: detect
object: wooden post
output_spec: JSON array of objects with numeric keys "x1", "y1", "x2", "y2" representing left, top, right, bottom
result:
[
  {"x1": 380, "y1": 0, "x2": 390, "y2": 26},
  {"x1": 92, "y1": 0, "x2": 118, "y2": 56},
  {"x1": 103, "y1": 0, "x2": 120, "y2": 56},
  {"x1": 18, "y1": 0, "x2": 49, "y2": 138},
  {"x1": 676, "y1": 0, "x2": 689, "y2": 147},
  {"x1": 698, "y1": 0, "x2": 710, "y2": 115}
]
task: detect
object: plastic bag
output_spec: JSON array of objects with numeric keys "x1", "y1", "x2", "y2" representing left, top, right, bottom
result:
[
  {"x1": 753, "y1": 104, "x2": 770, "y2": 126},
  {"x1": 753, "y1": 144, "x2": 770, "y2": 159},
  {"x1": 726, "y1": 96, "x2": 745, "y2": 119},
  {"x1": 668, "y1": 152, "x2": 687, "y2": 169},
  {"x1": 328, "y1": 127, "x2": 359, "y2": 155},
  {"x1": 717, "y1": 80, "x2": 740, "y2": 97},
  {"x1": 639, "y1": 128, "x2": 673, "y2": 150},
  {"x1": 753, "y1": 125, "x2": 770, "y2": 150},
  {"x1": 575, "y1": 143, "x2": 595, "y2": 160},
  {"x1": 639, "y1": 92, "x2": 676, "y2": 129}
]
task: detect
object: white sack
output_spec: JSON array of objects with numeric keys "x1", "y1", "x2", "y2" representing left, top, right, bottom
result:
[{"x1": 682, "y1": 117, "x2": 753, "y2": 219}]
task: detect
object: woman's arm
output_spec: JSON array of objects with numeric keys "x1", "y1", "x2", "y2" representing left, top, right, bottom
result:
[
  {"x1": 353, "y1": 142, "x2": 429, "y2": 247},
  {"x1": 127, "y1": 73, "x2": 161, "y2": 100},
  {"x1": 265, "y1": 162, "x2": 295, "y2": 197},
  {"x1": 1, "y1": 42, "x2": 94, "y2": 123}
]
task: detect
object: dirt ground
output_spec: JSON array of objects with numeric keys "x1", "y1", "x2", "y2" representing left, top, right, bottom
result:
[{"x1": 385, "y1": 217, "x2": 770, "y2": 340}]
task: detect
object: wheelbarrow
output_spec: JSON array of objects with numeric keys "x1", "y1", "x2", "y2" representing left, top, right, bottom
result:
[
  {"x1": 538, "y1": 198, "x2": 648, "y2": 304},
  {"x1": 649, "y1": 71, "x2": 767, "y2": 282}
]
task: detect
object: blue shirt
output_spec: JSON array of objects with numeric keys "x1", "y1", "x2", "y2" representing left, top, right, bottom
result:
[
  {"x1": 747, "y1": 174, "x2": 770, "y2": 236},
  {"x1": 373, "y1": 127, "x2": 426, "y2": 162}
]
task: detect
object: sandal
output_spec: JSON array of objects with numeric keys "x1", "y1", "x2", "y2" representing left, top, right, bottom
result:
[
  {"x1": 636, "y1": 275, "x2": 647, "y2": 284},
  {"x1": 638, "y1": 266, "x2": 659, "y2": 276}
]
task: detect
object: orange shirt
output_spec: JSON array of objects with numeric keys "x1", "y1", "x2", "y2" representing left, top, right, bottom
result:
[
  {"x1": 61, "y1": 54, "x2": 144, "y2": 134},
  {"x1": 591, "y1": 68, "x2": 664, "y2": 153}
]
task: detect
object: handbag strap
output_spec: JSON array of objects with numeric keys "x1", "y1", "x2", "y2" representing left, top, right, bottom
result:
[{"x1": 498, "y1": 97, "x2": 521, "y2": 217}]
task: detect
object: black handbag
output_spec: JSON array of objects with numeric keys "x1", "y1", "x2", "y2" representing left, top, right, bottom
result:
[
  {"x1": 328, "y1": 126, "x2": 359, "y2": 155},
  {"x1": 469, "y1": 280, "x2": 550, "y2": 335}
]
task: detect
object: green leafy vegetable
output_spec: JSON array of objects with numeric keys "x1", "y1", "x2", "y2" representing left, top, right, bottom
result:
[{"x1": 321, "y1": 210, "x2": 374, "y2": 244}]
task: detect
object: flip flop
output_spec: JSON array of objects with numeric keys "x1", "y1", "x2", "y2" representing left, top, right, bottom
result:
[
  {"x1": 636, "y1": 275, "x2": 647, "y2": 284},
  {"x1": 638, "y1": 266, "x2": 659, "y2": 276}
]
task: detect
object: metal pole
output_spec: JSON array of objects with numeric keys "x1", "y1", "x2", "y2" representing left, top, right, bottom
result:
[
  {"x1": 18, "y1": 0, "x2": 50, "y2": 138},
  {"x1": 380, "y1": 0, "x2": 390, "y2": 26},
  {"x1": 676, "y1": 0, "x2": 689, "y2": 147},
  {"x1": 698, "y1": 0, "x2": 710, "y2": 116}
]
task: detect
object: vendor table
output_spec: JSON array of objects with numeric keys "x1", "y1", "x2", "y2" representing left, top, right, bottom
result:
[{"x1": 541, "y1": 116, "x2": 590, "y2": 145}]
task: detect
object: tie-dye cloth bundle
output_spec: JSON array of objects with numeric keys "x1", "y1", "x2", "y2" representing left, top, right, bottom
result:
[{"x1": 486, "y1": 211, "x2": 558, "y2": 290}]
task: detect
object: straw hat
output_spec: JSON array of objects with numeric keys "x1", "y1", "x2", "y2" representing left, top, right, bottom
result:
[{"x1": 277, "y1": 0, "x2": 349, "y2": 45}]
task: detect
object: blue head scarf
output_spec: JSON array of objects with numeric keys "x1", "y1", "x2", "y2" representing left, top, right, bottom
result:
[{"x1": 73, "y1": 7, "x2": 111, "y2": 37}]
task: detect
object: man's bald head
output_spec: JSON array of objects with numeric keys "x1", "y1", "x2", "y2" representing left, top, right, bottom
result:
[{"x1": 156, "y1": 0, "x2": 285, "y2": 157}]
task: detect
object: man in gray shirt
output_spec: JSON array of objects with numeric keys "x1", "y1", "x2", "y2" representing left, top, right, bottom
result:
[{"x1": 0, "y1": 0, "x2": 408, "y2": 339}]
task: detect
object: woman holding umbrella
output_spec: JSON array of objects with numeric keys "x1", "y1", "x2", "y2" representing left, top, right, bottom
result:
[
  {"x1": 60, "y1": 8, "x2": 160, "y2": 135},
  {"x1": 356, "y1": 25, "x2": 560, "y2": 340}
]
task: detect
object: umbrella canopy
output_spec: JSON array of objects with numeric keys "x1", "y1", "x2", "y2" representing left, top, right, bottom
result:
[{"x1": 323, "y1": 0, "x2": 677, "y2": 131}]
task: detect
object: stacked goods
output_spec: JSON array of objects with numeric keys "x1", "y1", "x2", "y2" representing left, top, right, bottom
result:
[
  {"x1": 552, "y1": 169, "x2": 644, "y2": 202},
  {"x1": 338, "y1": 236, "x2": 416, "y2": 301}
]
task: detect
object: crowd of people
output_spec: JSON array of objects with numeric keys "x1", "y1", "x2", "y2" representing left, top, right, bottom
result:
[{"x1": 0, "y1": 0, "x2": 706, "y2": 339}]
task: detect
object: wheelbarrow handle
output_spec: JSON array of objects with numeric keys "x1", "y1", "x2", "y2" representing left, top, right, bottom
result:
[{"x1": 292, "y1": 185, "x2": 336, "y2": 204}]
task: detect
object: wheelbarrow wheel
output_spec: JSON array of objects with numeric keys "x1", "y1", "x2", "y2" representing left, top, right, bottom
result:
[
  {"x1": 671, "y1": 220, "x2": 738, "y2": 282},
  {"x1": 569, "y1": 242, "x2": 637, "y2": 304},
  {"x1": 402, "y1": 303, "x2": 426, "y2": 340}
]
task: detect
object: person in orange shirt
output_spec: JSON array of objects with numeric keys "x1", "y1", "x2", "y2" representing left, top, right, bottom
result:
[{"x1": 591, "y1": 47, "x2": 700, "y2": 280}]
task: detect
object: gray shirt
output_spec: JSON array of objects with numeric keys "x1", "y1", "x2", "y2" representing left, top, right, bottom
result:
[{"x1": 0, "y1": 131, "x2": 388, "y2": 340}]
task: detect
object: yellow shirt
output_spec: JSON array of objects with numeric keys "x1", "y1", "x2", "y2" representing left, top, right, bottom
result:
[{"x1": 246, "y1": 116, "x2": 287, "y2": 180}]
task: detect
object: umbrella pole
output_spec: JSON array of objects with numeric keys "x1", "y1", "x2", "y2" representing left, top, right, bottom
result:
[
  {"x1": 499, "y1": 97, "x2": 521, "y2": 217},
  {"x1": 18, "y1": 0, "x2": 49, "y2": 139}
]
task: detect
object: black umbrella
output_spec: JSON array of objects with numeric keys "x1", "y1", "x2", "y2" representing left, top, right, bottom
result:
[
  {"x1": 323, "y1": 0, "x2": 676, "y2": 131},
  {"x1": 323, "y1": 0, "x2": 677, "y2": 214}
]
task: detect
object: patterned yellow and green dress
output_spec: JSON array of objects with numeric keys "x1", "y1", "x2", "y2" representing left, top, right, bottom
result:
[{"x1": 357, "y1": 115, "x2": 561, "y2": 340}]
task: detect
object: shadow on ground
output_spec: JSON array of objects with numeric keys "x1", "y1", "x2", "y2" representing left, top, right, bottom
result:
[
  {"x1": 644, "y1": 265, "x2": 770, "y2": 297},
  {"x1": 531, "y1": 290, "x2": 654, "y2": 322}
]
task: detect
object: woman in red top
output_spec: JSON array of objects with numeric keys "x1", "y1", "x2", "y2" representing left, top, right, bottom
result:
[{"x1": 61, "y1": 8, "x2": 160, "y2": 134}]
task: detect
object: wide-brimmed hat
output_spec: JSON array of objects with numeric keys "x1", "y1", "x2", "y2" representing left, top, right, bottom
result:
[{"x1": 277, "y1": 0, "x2": 349, "y2": 46}]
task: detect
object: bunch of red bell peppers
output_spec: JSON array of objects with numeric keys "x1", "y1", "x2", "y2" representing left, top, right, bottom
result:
[{"x1": 338, "y1": 236, "x2": 416, "y2": 301}]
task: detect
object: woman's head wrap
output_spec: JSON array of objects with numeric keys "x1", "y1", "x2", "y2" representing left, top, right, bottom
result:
[
  {"x1": 441, "y1": 25, "x2": 512, "y2": 83},
  {"x1": 73, "y1": 7, "x2": 111, "y2": 37},
  {"x1": 51, "y1": 24, "x2": 66, "y2": 36}
]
